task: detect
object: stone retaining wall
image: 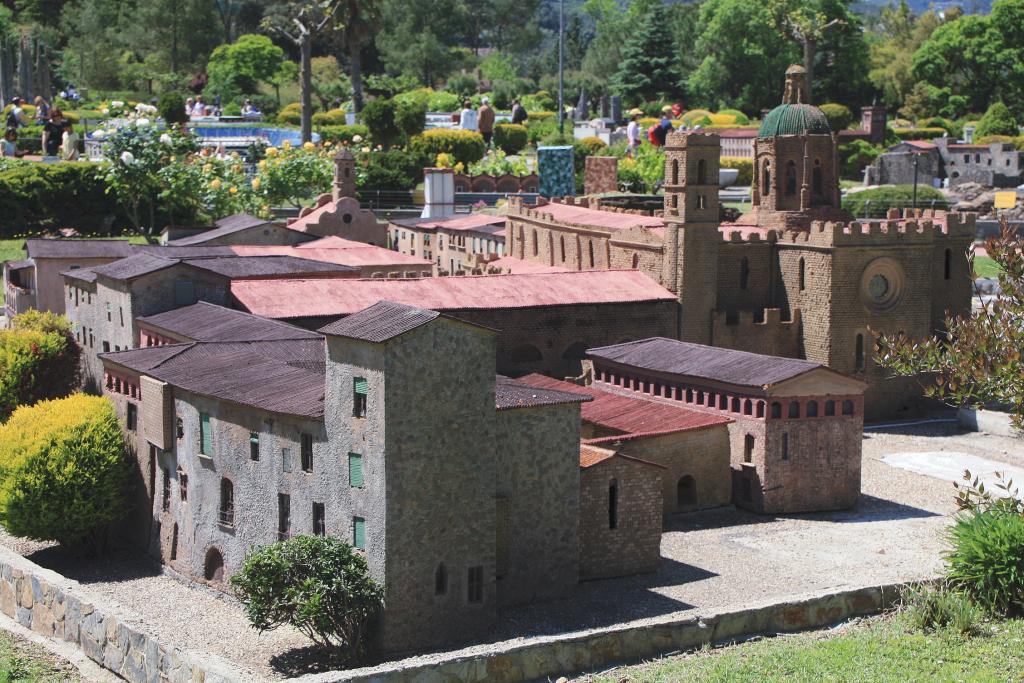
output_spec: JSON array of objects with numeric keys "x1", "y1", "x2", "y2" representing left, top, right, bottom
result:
[
  {"x1": 299, "y1": 583, "x2": 904, "y2": 683},
  {"x1": 0, "y1": 546, "x2": 240, "y2": 683}
]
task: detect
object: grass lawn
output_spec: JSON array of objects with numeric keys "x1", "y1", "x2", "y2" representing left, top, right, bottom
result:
[
  {"x1": 0, "y1": 629, "x2": 82, "y2": 682},
  {"x1": 585, "y1": 614, "x2": 1024, "y2": 682},
  {"x1": 0, "y1": 235, "x2": 151, "y2": 266},
  {"x1": 973, "y1": 255, "x2": 1002, "y2": 279}
]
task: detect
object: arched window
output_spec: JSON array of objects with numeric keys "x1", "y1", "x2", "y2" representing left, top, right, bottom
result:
[
  {"x1": 204, "y1": 547, "x2": 224, "y2": 582},
  {"x1": 756, "y1": 401, "x2": 765, "y2": 418},
  {"x1": 509, "y1": 344, "x2": 543, "y2": 363},
  {"x1": 806, "y1": 400, "x2": 818, "y2": 417},
  {"x1": 588, "y1": 240, "x2": 595, "y2": 268},
  {"x1": 631, "y1": 253, "x2": 639, "y2": 269},
  {"x1": 788, "y1": 401, "x2": 801, "y2": 418},
  {"x1": 812, "y1": 159, "x2": 823, "y2": 197},
  {"x1": 855, "y1": 333, "x2": 865, "y2": 372},
  {"x1": 532, "y1": 230, "x2": 538, "y2": 256},
  {"x1": 771, "y1": 402, "x2": 782, "y2": 419},
  {"x1": 825, "y1": 400, "x2": 836, "y2": 416},
  {"x1": 608, "y1": 479, "x2": 619, "y2": 530},
  {"x1": 697, "y1": 158, "x2": 707, "y2": 185},
  {"x1": 562, "y1": 342, "x2": 589, "y2": 376},
  {"x1": 842, "y1": 400, "x2": 855, "y2": 416},
  {"x1": 785, "y1": 160, "x2": 797, "y2": 196},
  {"x1": 671, "y1": 159, "x2": 679, "y2": 185},
  {"x1": 762, "y1": 160, "x2": 771, "y2": 193},
  {"x1": 435, "y1": 563, "x2": 448, "y2": 595},
  {"x1": 944, "y1": 248, "x2": 952, "y2": 280},
  {"x1": 798, "y1": 258, "x2": 806, "y2": 291},
  {"x1": 517, "y1": 225, "x2": 525, "y2": 258},
  {"x1": 731, "y1": 397, "x2": 741, "y2": 412},
  {"x1": 740, "y1": 257, "x2": 750, "y2": 290},
  {"x1": 744, "y1": 434, "x2": 755, "y2": 462},
  {"x1": 560, "y1": 235, "x2": 566, "y2": 262},
  {"x1": 743, "y1": 399, "x2": 753, "y2": 415},
  {"x1": 677, "y1": 475, "x2": 697, "y2": 509},
  {"x1": 219, "y1": 478, "x2": 234, "y2": 527}
]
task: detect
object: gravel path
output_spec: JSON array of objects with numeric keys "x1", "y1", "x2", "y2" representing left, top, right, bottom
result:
[{"x1": 0, "y1": 423, "x2": 1019, "y2": 679}]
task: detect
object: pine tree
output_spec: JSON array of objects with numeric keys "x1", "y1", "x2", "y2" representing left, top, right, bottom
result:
[{"x1": 610, "y1": 2, "x2": 677, "y2": 105}]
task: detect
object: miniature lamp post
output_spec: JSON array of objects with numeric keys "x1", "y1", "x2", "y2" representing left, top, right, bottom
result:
[
  {"x1": 912, "y1": 153, "x2": 919, "y2": 210},
  {"x1": 558, "y1": 0, "x2": 565, "y2": 136}
]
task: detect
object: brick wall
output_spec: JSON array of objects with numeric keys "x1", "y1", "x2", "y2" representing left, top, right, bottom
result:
[
  {"x1": 579, "y1": 456, "x2": 662, "y2": 580},
  {"x1": 584, "y1": 157, "x2": 618, "y2": 195},
  {"x1": 711, "y1": 309, "x2": 802, "y2": 358}
]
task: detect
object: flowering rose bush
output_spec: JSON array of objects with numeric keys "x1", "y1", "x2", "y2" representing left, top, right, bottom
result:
[{"x1": 251, "y1": 143, "x2": 333, "y2": 209}]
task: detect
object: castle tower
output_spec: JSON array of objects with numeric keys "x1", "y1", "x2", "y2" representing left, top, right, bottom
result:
[
  {"x1": 333, "y1": 147, "x2": 356, "y2": 201},
  {"x1": 662, "y1": 131, "x2": 720, "y2": 345}
]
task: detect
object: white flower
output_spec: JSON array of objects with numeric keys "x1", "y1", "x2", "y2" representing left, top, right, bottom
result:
[
  {"x1": 111, "y1": 100, "x2": 124, "y2": 108},
  {"x1": 159, "y1": 133, "x2": 173, "y2": 145},
  {"x1": 92, "y1": 130, "x2": 107, "y2": 140},
  {"x1": 101, "y1": 108, "x2": 110, "y2": 115},
  {"x1": 120, "y1": 151, "x2": 136, "y2": 165},
  {"x1": 352, "y1": 135, "x2": 363, "y2": 143},
  {"x1": 135, "y1": 118, "x2": 151, "y2": 127}
]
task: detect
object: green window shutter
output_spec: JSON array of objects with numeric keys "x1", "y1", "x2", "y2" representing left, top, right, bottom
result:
[
  {"x1": 200, "y1": 413, "x2": 212, "y2": 455},
  {"x1": 353, "y1": 516, "x2": 365, "y2": 550},
  {"x1": 354, "y1": 378, "x2": 368, "y2": 395},
  {"x1": 348, "y1": 453, "x2": 364, "y2": 488}
]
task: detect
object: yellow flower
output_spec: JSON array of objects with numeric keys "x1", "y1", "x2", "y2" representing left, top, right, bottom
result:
[
  {"x1": 251, "y1": 178, "x2": 261, "y2": 190},
  {"x1": 210, "y1": 179, "x2": 222, "y2": 189},
  {"x1": 282, "y1": 140, "x2": 291, "y2": 150},
  {"x1": 170, "y1": 156, "x2": 176, "y2": 162},
  {"x1": 324, "y1": 141, "x2": 333, "y2": 148},
  {"x1": 202, "y1": 163, "x2": 213, "y2": 173},
  {"x1": 258, "y1": 159, "x2": 268, "y2": 169},
  {"x1": 232, "y1": 164, "x2": 242, "y2": 174},
  {"x1": 229, "y1": 186, "x2": 238, "y2": 195},
  {"x1": 266, "y1": 147, "x2": 278, "y2": 157},
  {"x1": 303, "y1": 141, "x2": 315, "y2": 151}
]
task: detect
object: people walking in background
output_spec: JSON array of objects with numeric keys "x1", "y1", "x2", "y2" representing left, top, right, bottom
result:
[
  {"x1": 626, "y1": 111, "x2": 642, "y2": 158},
  {"x1": 42, "y1": 108, "x2": 67, "y2": 157},
  {"x1": 477, "y1": 96, "x2": 495, "y2": 147},
  {"x1": 60, "y1": 122, "x2": 79, "y2": 161},
  {"x1": 459, "y1": 100, "x2": 478, "y2": 132},
  {"x1": 2, "y1": 128, "x2": 25, "y2": 158},
  {"x1": 5, "y1": 98, "x2": 27, "y2": 129},
  {"x1": 511, "y1": 99, "x2": 527, "y2": 125},
  {"x1": 33, "y1": 96, "x2": 50, "y2": 125}
]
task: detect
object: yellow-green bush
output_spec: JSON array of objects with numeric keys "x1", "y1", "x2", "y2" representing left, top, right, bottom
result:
[
  {"x1": 0, "y1": 395, "x2": 128, "y2": 548},
  {"x1": 0, "y1": 312, "x2": 79, "y2": 421},
  {"x1": 494, "y1": 123, "x2": 528, "y2": 155},
  {"x1": 525, "y1": 110, "x2": 556, "y2": 122},
  {"x1": 276, "y1": 102, "x2": 303, "y2": 125},
  {"x1": 893, "y1": 127, "x2": 947, "y2": 141},
  {"x1": 720, "y1": 156, "x2": 753, "y2": 186},
  {"x1": 409, "y1": 128, "x2": 486, "y2": 166},
  {"x1": 681, "y1": 109, "x2": 712, "y2": 126},
  {"x1": 312, "y1": 108, "x2": 347, "y2": 126}
]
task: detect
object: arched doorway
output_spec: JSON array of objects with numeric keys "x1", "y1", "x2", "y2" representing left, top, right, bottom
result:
[
  {"x1": 677, "y1": 475, "x2": 697, "y2": 510},
  {"x1": 204, "y1": 547, "x2": 224, "y2": 582},
  {"x1": 562, "y1": 342, "x2": 589, "y2": 376}
]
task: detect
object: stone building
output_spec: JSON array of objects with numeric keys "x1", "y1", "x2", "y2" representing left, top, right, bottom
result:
[
  {"x1": 98, "y1": 301, "x2": 664, "y2": 653},
  {"x1": 586, "y1": 338, "x2": 866, "y2": 514},
  {"x1": 503, "y1": 65, "x2": 975, "y2": 419},
  {"x1": 389, "y1": 213, "x2": 506, "y2": 274},
  {"x1": 166, "y1": 213, "x2": 317, "y2": 247},
  {"x1": 867, "y1": 138, "x2": 1024, "y2": 188},
  {"x1": 229, "y1": 270, "x2": 680, "y2": 378}
]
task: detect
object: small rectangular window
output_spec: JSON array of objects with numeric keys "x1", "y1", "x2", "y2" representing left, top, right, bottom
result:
[
  {"x1": 106, "y1": 302, "x2": 111, "y2": 321},
  {"x1": 161, "y1": 468, "x2": 170, "y2": 512},
  {"x1": 249, "y1": 432, "x2": 259, "y2": 460},
  {"x1": 126, "y1": 403, "x2": 138, "y2": 431},
  {"x1": 282, "y1": 447, "x2": 292, "y2": 472},
  {"x1": 312, "y1": 502, "x2": 326, "y2": 536},
  {"x1": 199, "y1": 413, "x2": 212, "y2": 455},
  {"x1": 353, "y1": 516, "x2": 365, "y2": 549},
  {"x1": 278, "y1": 494, "x2": 290, "y2": 541},
  {"x1": 348, "y1": 453, "x2": 364, "y2": 488},
  {"x1": 353, "y1": 377, "x2": 368, "y2": 418},
  {"x1": 102, "y1": 341, "x2": 110, "y2": 353},
  {"x1": 781, "y1": 433, "x2": 789, "y2": 460},
  {"x1": 179, "y1": 470, "x2": 188, "y2": 501},
  {"x1": 467, "y1": 566, "x2": 484, "y2": 603},
  {"x1": 301, "y1": 433, "x2": 313, "y2": 472}
]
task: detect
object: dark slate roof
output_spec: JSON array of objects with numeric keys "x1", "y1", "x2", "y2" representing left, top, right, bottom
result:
[
  {"x1": 101, "y1": 339, "x2": 327, "y2": 418},
  {"x1": 168, "y1": 213, "x2": 279, "y2": 245},
  {"x1": 133, "y1": 245, "x2": 237, "y2": 258},
  {"x1": 319, "y1": 301, "x2": 440, "y2": 343},
  {"x1": 183, "y1": 256, "x2": 357, "y2": 279},
  {"x1": 494, "y1": 375, "x2": 592, "y2": 411},
  {"x1": 4, "y1": 259, "x2": 32, "y2": 270},
  {"x1": 587, "y1": 338, "x2": 825, "y2": 389},
  {"x1": 90, "y1": 253, "x2": 179, "y2": 281},
  {"x1": 61, "y1": 267, "x2": 98, "y2": 283},
  {"x1": 25, "y1": 238, "x2": 135, "y2": 260},
  {"x1": 137, "y1": 302, "x2": 322, "y2": 343}
]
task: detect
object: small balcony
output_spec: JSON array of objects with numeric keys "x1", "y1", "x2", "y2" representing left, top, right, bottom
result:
[{"x1": 4, "y1": 281, "x2": 36, "y2": 315}]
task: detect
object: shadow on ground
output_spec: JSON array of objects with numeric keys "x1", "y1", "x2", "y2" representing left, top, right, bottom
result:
[{"x1": 24, "y1": 545, "x2": 162, "y2": 585}]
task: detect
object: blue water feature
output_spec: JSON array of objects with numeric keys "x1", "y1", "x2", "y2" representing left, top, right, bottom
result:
[{"x1": 189, "y1": 126, "x2": 319, "y2": 146}]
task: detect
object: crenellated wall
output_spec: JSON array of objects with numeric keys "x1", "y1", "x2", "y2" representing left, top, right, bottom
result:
[{"x1": 711, "y1": 308, "x2": 802, "y2": 358}]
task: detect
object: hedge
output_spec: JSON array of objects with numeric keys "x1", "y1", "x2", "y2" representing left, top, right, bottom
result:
[
  {"x1": 720, "y1": 156, "x2": 753, "y2": 186},
  {"x1": 358, "y1": 149, "x2": 421, "y2": 191},
  {"x1": 312, "y1": 108, "x2": 347, "y2": 126},
  {"x1": 0, "y1": 312, "x2": 79, "y2": 421},
  {"x1": 976, "y1": 135, "x2": 1024, "y2": 151},
  {"x1": 0, "y1": 394, "x2": 128, "y2": 549},
  {"x1": 841, "y1": 184, "x2": 949, "y2": 218},
  {"x1": 318, "y1": 124, "x2": 370, "y2": 146},
  {"x1": 0, "y1": 161, "x2": 130, "y2": 236},
  {"x1": 819, "y1": 103, "x2": 853, "y2": 131},
  {"x1": 409, "y1": 128, "x2": 485, "y2": 166},
  {"x1": 494, "y1": 123, "x2": 528, "y2": 155},
  {"x1": 892, "y1": 127, "x2": 947, "y2": 141},
  {"x1": 276, "y1": 102, "x2": 303, "y2": 125}
]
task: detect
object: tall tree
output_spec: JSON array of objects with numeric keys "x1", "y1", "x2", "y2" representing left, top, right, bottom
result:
[
  {"x1": 610, "y1": 0, "x2": 677, "y2": 105},
  {"x1": 335, "y1": 0, "x2": 380, "y2": 114},
  {"x1": 375, "y1": 0, "x2": 468, "y2": 88},
  {"x1": 867, "y1": 1, "x2": 941, "y2": 111},
  {"x1": 262, "y1": 0, "x2": 342, "y2": 142},
  {"x1": 769, "y1": 0, "x2": 847, "y2": 104}
]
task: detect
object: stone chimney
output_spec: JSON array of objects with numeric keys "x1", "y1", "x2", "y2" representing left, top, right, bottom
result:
[
  {"x1": 333, "y1": 147, "x2": 356, "y2": 201},
  {"x1": 783, "y1": 65, "x2": 809, "y2": 105}
]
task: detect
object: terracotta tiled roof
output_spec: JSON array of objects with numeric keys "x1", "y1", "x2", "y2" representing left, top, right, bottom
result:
[
  {"x1": 712, "y1": 128, "x2": 759, "y2": 138},
  {"x1": 231, "y1": 270, "x2": 676, "y2": 320},
  {"x1": 486, "y1": 257, "x2": 571, "y2": 274},
  {"x1": 526, "y1": 202, "x2": 664, "y2": 231},
  {"x1": 233, "y1": 242, "x2": 432, "y2": 267},
  {"x1": 579, "y1": 444, "x2": 663, "y2": 469},
  {"x1": 901, "y1": 140, "x2": 938, "y2": 150},
  {"x1": 588, "y1": 338, "x2": 830, "y2": 389},
  {"x1": 25, "y1": 238, "x2": 135, "y2": 259},
  {"x1": 393, "y1": 213, "x2": 506, "y2": 232},
  {"x1": 517, "y1": 374, "x2": 730, "y2": 439},
  {"x1": 494, "y1": 375, "x2": 591, "y2": 411},
  {"x1": 319, "y1": 301, "x2": 440, "y2": 342},
  {"x1": 137, "y1": 302, "x2": 322, "y2": 342}
]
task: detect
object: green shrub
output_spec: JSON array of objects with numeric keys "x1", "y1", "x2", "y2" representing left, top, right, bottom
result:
[
  {"x1": 395, "y1": 99, "x2": 427, "y2": 139},
  {"x1": 720, "y1": 156, "x2": 753, "y2": 186},
  {"x1": 520, "y1": 91, "x2": 555, "y2": 112},
  {"x1": 573, "y1": 136, "x2": 608, "y2": 173},
  {"x1": 409, "y1": 128, "x2": 485, "y2": 166},
  {"x1": 157, "y1": 91, "x2": 188, "y2": 125},
  {"x1": 976, "y1": 135, "x2": 1024, "y2": 151},
  {"x1": 427, "y1": 91, "x2": 461, "y2": 112},
  {"x1": 819, "y1": 103, "x2": 853, "y2": 131},
  {"x1": 0, "y1": 161, "x2": 129, "y2": 235},
  {"x1": 842, "y1": 185, "x2": 949, "y2": 217},
  {"x1": 525, "y1": 110, "x2": 556, "y2": 122},
  {"x1": 920, "y1": 116, "x2": 957, "y2": 137},
  {"x1": 902, "y1": 583, "x2": 985, "y2": 636},
  {"x1": 892, "y1": 127, "x2": 947, "y2": 141},
  {"x1": 493, "y1": 123, "x2": 528, "y2": 155},
  {"x1": 357, "y1": 149, "x2": 421, "y2": 190},
  {"x1": 0, "y1": 323, "x2": 78, "y2": 422},
  {"x1": 445, "y1": 73, "x2": 478, "y2": 99},
  {"x1": 946, "y1": 508, "x2": 1024, "y2": 614},
  {"x1": 276, "y1": 102, "x2": 303, "y2": 126},
  {"x1": 718, "y1": 109, "x2": 750, "y2": 125},
  {"x1": 360, "y1": 98, "x2": 401, "y2": 150},
  {"x1": 840, "y1": 140, "x2": 883, "y2": 179},
  {"x1": 231, "y1": 535, "x2": 384, "y2": 662},
  {"x1": 975, "y1": 102, "x2": 1019, "y2": 139},
  {"x1": 312, "y1": 108, "x2": 347, "y2": 126},
  {"x1": 0, "y1": 395, "x2": 128, "y2": 549},
  {"x1": 318, "y1": 125, "x2": 369, "y2": 147}
]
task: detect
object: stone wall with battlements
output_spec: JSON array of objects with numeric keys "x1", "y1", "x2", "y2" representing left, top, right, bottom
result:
[{"x1": 711, "y1": 309, "x2": 802, "y2": 358}]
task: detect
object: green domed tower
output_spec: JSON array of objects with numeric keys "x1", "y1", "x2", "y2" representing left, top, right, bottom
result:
[{"x1": 748, "y1": 65, "x2": 845, "y2": 230}]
